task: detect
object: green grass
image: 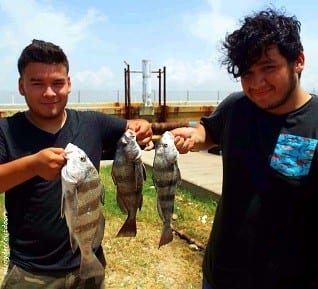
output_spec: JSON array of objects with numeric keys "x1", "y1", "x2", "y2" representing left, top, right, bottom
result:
[
  {"x1": 0, "y1": 165, "x2": 217, "y2": 272},
  {"x1": 101, "y1": 165, "x2": 217, "y2": 246},
  {"x1": 0, "y1": 193, "x2": 8, "y2": 270}
]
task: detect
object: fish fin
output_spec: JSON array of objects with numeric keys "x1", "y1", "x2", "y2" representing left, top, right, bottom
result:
[
  {"x1": 60, "y1": 190, "x2": 65, "y2": 218},
  {"x1": 111, "y1": 168, "x2": 117, "y2": 186},
  {"x1": 158, "y1": 223, "x2": 173, "y2": 248},
  {"x1": 80, "y1": 252, "x2": 105, "y2": 279},
  {"x1": 156, "y1": 199, "x2": 164, "y2": 221},
  {"x1": 134, "y1": 163, "x2": 145, "y2": 190},
  {"x1": 116, "y1": 218, "x2": 137, "y2": 237},
  {"x1": 139, "y1": 193, "x2": 143, "y2": 211},
  {"x1": 93, "y1": 213, "x2": 105, "y2": 249},
  {"x1": 142, "y1": 163, "x2": 147, "y2": 181},
  {"x1": 176, "y1": 166, "x2": 182, "y2": 186},
  {"x1": 100, "y1": 184, "x2": 105, "y2": 205},
  {"x1": 69, "y1": 233, "x2": 78, "y2": 253},
  {"x1": 116, "y1": 195, "x2": 128, "y2": 214}
]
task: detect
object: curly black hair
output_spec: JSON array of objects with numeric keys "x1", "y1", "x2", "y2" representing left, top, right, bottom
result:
[
  {"x1": 221, "y1": 8, "x2": 303, "y2": 78},
  {"x1": 18, "y1": 39, "x2": 69, "y2": 76}
]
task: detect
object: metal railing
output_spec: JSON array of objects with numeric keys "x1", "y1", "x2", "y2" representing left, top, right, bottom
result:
[{"x1": 0, "y1": 89, "x2": 233, "y2": 105}]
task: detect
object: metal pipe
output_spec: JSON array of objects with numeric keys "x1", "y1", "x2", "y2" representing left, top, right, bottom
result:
[{"x1": 151, "y1": 121, "x2": 190, "y2": 135}]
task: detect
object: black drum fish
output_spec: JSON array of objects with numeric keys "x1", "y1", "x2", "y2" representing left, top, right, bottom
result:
[
  {"x1": 111, "y1": 129, "x2": 146, "y2": 237},
  {"x1": 61, "y1": 143, "x2": 105, "y2": 279},
  {"x1": 152, "y1": 131, "x2": 181, "y2": 248}
]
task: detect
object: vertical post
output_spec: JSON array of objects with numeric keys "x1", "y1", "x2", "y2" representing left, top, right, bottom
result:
[
  {"x1": 127, "y1": 65, "x2": 131, "y2": 119},
  {"x1": 124, "y1": 68, "x2": 127, "y2": 113},
  {"x1": 142, "y1": 60, "x2": 152, "y2": 105},
  {"x1": 161, "y1": 66, "x2": 167, "y2": 122},
  {"x1": 124, "y1": 64, "x2": 131, "y2": 119},
  {"x1": 158, "y1": 69, "x2": 162, "y2": 106},
  {"x1": 163, "y1": 66, "x2": 166, "y2": 107}
]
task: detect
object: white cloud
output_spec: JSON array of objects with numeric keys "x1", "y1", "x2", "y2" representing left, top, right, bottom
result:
[
  {"x1": 0, "y1": 0, "x2": 315, "y2": 101},
  {"x1": 163, "y1": 57, "x2": 239, "y2": 92},
  {"x1": 185, "y1": 3, "x2": 236, "y2": 45},
  {"x1": 0, "y1": 0, "x2": 106, "y2": 52},
  {"x1": 72, "y1": 66, "x2": 116, "y2": 90},
  {"x1": 0, "y1": 0, "x2": 107, "y2": 90}
]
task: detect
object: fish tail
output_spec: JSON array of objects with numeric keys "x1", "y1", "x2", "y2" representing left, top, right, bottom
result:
[
  {"x1": 158, "y1": 223, "x2": 173, "y2": 248},
  {"x1": 80, "y1": 252, "x2": 105, "y2": 280},
  {"x1": 116, "y1": 218, "x2": 137, "y2": 237}
]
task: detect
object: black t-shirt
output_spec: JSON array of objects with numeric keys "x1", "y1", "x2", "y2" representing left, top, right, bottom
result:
[
  {"x1": 201, "y1": 92, "x2": 318, "y2": 289},
  {"x1": 0, "y1": 109, "x2": 126, "y2": 271}
]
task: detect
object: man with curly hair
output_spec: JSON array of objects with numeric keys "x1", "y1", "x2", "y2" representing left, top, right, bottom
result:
[{"x1": 172, "y1": 8, "x2": 318, "y2": 289}]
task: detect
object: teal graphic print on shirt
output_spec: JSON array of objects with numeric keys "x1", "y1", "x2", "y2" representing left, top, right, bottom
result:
[{"x1": 270, "y1": 134, "x2": 318, "y2": 177}]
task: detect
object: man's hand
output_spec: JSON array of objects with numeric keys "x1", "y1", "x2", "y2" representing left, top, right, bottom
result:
[
  {"x1": 0, "y1": 147, "x2": 66, "y2": 192},
  {"x1": 33, "y1": 147, "x2": 66, "y2": 180},
  {"x1": 171, "y1": 123, "x2": 214, "y2": 153},
  {"x1": 171, "y1": 127, "x2": 196, "y2": 154},
  {"x1": 126, "y1": 119, "x2": 154, "y2": 150}
]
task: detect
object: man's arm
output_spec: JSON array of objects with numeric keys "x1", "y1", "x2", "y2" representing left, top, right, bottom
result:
[
  {"x1": 171, "y1": 123, "x2": 217, "y2": 154},
  {"x1": 0, "y1": 147, "x2": 66, "y2": 192}
]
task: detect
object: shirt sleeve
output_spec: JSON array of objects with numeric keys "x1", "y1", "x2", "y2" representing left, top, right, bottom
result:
[{"x1": 200, "y1": 91, "x2": 244, "y2": 146}]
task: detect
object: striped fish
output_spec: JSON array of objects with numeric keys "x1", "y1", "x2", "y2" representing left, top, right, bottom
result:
[
  {"x1": 111, "y1": 129, "x2": 146, "y2": 237},
  {"x1": 61, "y1": 143, "x2": 105, "y2": 279},
  {"x1": 152, "y1": 131, "x2": 181, "y2": 248}
]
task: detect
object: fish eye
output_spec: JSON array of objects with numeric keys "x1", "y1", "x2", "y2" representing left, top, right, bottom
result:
[
  {"x1": 80, "y1": 156, "x2": 86, "y2": 162},
  {"x1": 163, "y1": 143, "x2": 168, "y2": 148}
]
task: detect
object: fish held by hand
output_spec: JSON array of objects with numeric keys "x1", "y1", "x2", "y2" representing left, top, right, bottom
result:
[
  {"x1": 111, "y1": 129, "x2": 146, "y2": 237},
  {"x1": 152, "y1": 131, "x2": 181, "y2": 248},
  {"x1": 61, "y1": 143, "x2": 105, "y2": 279}
]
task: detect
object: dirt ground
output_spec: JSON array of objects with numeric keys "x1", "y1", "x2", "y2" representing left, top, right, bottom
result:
[
  {"x1": 0, "y1": 220, "x2": 204, "y2": 289},
  {"x1": 104, "y1": 220, "x2": 204, "y2": 289}
]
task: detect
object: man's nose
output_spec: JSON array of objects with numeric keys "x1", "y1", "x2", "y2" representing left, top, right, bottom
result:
[
  {"x1": 43, "y1": 86, "x2": 56, "y2": 96},
  {"x1": 250, "y1": 73, "x2": 266, "y2": 88}
]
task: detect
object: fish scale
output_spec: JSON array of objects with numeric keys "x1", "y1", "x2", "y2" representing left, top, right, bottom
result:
[
  {"x1": 61, "y1": 143, "x2": 105, "y2": 280},
  {"x1": 111, "y1": 129, "x2": 146, "y2": 237},
  {"x1": 152, "y1": 131, "x2": 181, "y2": 248}
]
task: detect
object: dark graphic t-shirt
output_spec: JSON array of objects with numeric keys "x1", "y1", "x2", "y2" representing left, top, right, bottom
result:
[
  {"x1": 0, "y1": 109, "x2": 126, "y2": 271},
  {"x1": 201, "y1": 92, "x2": 318, "y2": 289}
]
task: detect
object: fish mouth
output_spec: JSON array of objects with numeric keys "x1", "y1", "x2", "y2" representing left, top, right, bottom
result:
[
  {"x1": 125, "y1": 129, "x2": 137, "y2": 140},
  {"x1": 62, "y1": 167, "x2": 77, "y2": 183},
  {"x1": 64, "y1": 149, "x2": 73, "y2": 159}
]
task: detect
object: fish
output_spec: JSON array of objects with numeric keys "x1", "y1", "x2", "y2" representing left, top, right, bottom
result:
[
  {"x1": 111, "y1": 129, "x2": 146, "y2": 237},
  {"x1": 152, "y1": 130, "x2": 181, "y2": 248},
  {"x1": 61, "y1": 143, "x2": 105, "y2": 280}
]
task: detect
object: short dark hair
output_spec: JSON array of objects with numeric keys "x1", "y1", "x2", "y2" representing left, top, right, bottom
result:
[
  {"x1": 17, "y1": 39, "x2": 69, "y2": 76},
  {"x1": 221, "y1": 8, "x2": 303, "y2": 78}
]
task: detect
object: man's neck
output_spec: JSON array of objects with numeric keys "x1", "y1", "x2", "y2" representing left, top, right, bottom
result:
[{"x1": 25, "y1": 110, "x2": 67, "y2": 134}]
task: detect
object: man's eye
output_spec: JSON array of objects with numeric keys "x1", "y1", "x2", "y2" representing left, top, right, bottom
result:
[{"x1": 54, "y1": 82, "x2": 65, "y2": 86}]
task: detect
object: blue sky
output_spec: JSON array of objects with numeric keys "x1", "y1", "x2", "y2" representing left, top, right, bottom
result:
[{"x1": 0, "y1": 0, "x2": 317, "y2": 103}]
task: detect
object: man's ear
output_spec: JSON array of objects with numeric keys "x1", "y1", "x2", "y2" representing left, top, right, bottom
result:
[
  {"x1": 18, "y1": 78, "x2": 25, "y2": 95},
  {"x1": 295, "y1": 51, "x2": 305, "y2": 74},
  {"x1": 67, "y1": 76, "x2": 71, "y2": 94}
]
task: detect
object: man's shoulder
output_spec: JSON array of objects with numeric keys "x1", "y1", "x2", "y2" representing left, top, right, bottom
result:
[
  {"x1": 66, "y1": 108, "x2": 101, "y2": 121},
  {"x1": 217, "y1": 91, "x2": 249, "y2": 112},
  {"x1": 0, "y1": 111, "x2": 24, "y2": 126},
  {"x1": 65, "y1": 108, "x2": 126, "y2": 126}
]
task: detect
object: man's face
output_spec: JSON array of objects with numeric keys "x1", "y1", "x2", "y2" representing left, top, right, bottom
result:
[
  {"x1": 19, "y1": 62, "x2": 71, "y2": 120},
  {"x1": 240, "y1": 46, "x2": 303, "y2": 114}
]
